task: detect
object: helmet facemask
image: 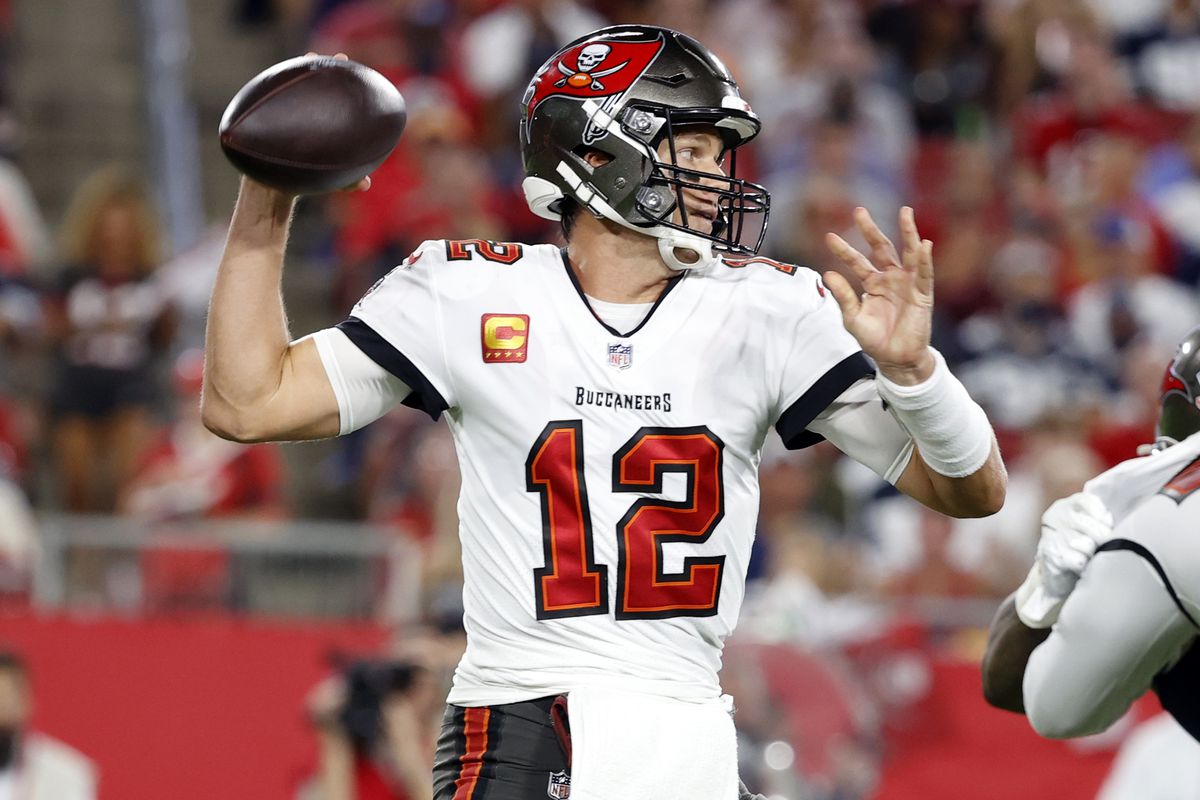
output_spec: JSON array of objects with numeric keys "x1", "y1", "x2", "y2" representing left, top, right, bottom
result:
[{"x1": 627, "y1": 105, "x2": 770, "y2": 258}]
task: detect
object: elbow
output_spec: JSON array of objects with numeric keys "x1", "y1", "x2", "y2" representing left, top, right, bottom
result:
[
  {"x1": 947, "y1": 467, "x2": 1008, "y2": 519},
  {"x1": 200, "y1": 393, "x2": 263, "y2": 444},
  {"x1": 973, "y1": 478, "x2": 1008, "y2": 518},
  {"x1": 981, "y1": 670, "x2": 1020, "y2": 714},
  {"x1": 980, "y1": 651, "x2": 1025, "y2": 714},
  {"x1": 1026, "y1": 702, "x2": 1105, "y2": 740},
  {"x1": 1023, "y1": 679, "x2": 1113, "y2": 740}
]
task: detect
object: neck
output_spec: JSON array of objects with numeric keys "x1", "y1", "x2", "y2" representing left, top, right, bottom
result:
[{"x1": 566, "y1": 215, "x2": 675, "y2": 303}]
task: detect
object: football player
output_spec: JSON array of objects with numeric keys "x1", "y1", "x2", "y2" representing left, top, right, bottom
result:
[
  {"x1": 982, "y1": 327, "x2": 1200, "y2": 743},
  {"x1": 203, "y1": 25, "x2": 1006, "y2": 800}
]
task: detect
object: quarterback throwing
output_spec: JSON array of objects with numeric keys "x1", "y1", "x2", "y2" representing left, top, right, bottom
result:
[{"x1": 202, "y1": 25, "x2": 1006, "y2": 800}]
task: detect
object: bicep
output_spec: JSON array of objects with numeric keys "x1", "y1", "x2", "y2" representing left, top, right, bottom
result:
[
  {"x1": 239, "y1": 336, "x2": 342, "y2": 441},
  {"x1": 1023, "y1": 550, "x2": 1195, "y2": 739}
]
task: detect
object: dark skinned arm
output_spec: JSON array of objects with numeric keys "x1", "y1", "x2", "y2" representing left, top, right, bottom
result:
[{"x1": 980, "y1": 593, "x2": 1051, "y2": 713}]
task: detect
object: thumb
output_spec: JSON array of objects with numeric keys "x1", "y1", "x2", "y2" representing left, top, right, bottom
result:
[{"x1": 822, "y1": 270, "x2": 860, "y2": 323}]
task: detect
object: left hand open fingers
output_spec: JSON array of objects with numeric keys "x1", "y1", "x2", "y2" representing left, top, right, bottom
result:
[
  {"x1": 826, "y1": 232, "x2": 878, "y2": 281},
  {"x1": 854, "y1": 206, "x2": 899, "y2": 268}
]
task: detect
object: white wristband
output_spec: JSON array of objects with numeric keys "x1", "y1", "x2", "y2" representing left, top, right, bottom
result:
[{"x1": 874, "y1": 348, "x2": 993, "y2": 478}]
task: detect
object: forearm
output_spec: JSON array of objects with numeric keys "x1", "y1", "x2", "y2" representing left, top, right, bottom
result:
[
  {"x1": 981, "y1": 594, "x2": 1050, "y2": 713},
  {"x1": 882, "y1": 347, "x2": 1007, "y2": 517},
  {"x1": 901, "y1": 442, "x2": 1007, "y2": 518},
  {"x1": 202, "y1": 179, "x2": 297, "y2": 437},
  {"x1": 316, "y1": 729, "x2": 356, "y2": 800}
]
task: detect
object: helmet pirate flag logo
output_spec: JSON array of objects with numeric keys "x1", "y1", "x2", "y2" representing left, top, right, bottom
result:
[{"x1": 525, "y1": 34, "x2": 665, "y2": 122}]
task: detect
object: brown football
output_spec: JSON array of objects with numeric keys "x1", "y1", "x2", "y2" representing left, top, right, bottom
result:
[{"x1": 219, "y1": 55, "x2": 406, "y2": 194}]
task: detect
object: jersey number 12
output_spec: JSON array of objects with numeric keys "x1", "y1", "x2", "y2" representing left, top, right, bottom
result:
[{"x1": 526, "y1": 421, "x2": 726, "y2": 621}]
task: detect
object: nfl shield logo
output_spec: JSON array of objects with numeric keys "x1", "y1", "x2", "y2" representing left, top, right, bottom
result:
[
  {"x1": 607, "y1": 343, "x2": 633, "y2": 370},
  {"x1": 547, "y1": 770, "x2": 571, "y2": 799}
]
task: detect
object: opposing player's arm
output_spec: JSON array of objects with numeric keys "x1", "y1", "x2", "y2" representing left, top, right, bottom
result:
[
  {"x1": 1019, "y1": 549, "x2": 1194, "y2": 739},
  {"x1": 202, "y1": 179, "x2": 344, "y2": 442},
  {"x1": 981, "y1": 594, "x2": 1051, "y2": 713}
]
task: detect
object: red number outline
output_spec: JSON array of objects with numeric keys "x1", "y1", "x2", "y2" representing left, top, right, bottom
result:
[
  {"x1": 612, "y1": 426, "x2": 726, "y2": 619},
  {"x1": 526, "y1": 421, "x2": 609, "y2": 619},
  {"x1": 446, "y1": 239, "x2": 525, "y2": 264},
  {"x1": 1163, "y1": 456, "x2": 1200, "y2": 504},
  {"x1": 720, "y1": 255, "x2": 797, "y2": 276}
]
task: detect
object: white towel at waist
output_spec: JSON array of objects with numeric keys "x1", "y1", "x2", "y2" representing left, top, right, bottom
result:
[{"x1": 567, "y1": 686, "x2": 738, "y2": 800}]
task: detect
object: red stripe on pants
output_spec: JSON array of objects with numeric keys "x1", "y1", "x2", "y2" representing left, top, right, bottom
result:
[{"x1": 453, "y1": 706, "x2": 491, "y2": 800}]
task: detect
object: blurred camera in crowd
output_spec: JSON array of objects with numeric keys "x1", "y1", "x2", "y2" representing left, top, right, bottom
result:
[{"x1": 338, "y1": 659, "x2": 422, "y2": 754}]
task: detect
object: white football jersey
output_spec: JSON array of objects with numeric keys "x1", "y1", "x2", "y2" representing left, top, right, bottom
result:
[{"x1": 330, "y1": 239, "x2": 905, "y2": 705}]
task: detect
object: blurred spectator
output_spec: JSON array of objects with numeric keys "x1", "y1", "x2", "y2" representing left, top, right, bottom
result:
[
  {"x1": 1007, "y1": 7, "x2": 1172, "y2": 226},
  {"x1": 458, "y1": 0, "x2": 605, "y2": 106},
  {"x1": 739, "y1": 514, "x2": 890, "y2": 649},
  {"x1": 45, "y1": 167, "x2": 175, "y2": 512},
  {"x1": 1065, "y1": 213, "x2": 1199, "y2": 367},
  {"x1": 0, "y1": 158, "x2": 51, "y2": 278},
  {"x1": 329, "y1": 98, "x2": 511, "y2": 309},
  {"x1": 0, "y1": 651, "x2": 97, "y2": 800},
  {"x1": 1087, "y1": 336, "x2": 1167, "y2": 465},
  {"x1": 1115, "y1": 0, "x2": 1200, "y2": 112},
  {"x1": 866, "y1": 1, "x2": 992, "y2": 137},
  {"x1": 455, "y1": 0, "x2": 606, "y2": 185},
  {"x1": 0, "y1": 457, "x2": 37, "y2": 601},
  {"x1": 1059, "y1": 131, "x2": 1178, "y2": 288},
  {"x1": 957, "y1": 234, "x2": 1107, "y2": 439},
  {"x1": 1141, "y1": 112, "x2": 1200, "y2": 284},
  {"x1": 118, "y1": 349, "x2": 286, "y2": 522},
  {"x1": 720, "y1": 1, "x2": 912, "y2": 231},
  {"x1": 299, "y1": 647, "x2": 447, "y2": 800}
]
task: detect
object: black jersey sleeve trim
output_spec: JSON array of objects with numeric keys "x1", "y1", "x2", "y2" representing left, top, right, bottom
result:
[
  {"x1": 337, "y1": 317, "x2": 449, "y2": 420},
  {"x1": 775, "y1": 352, "x2": 875, "y2": 450},
  {"x1": 1096, "y1": 538, "x2": 1200, "y2": 630}
]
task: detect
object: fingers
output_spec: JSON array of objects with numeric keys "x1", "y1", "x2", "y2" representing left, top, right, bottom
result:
[
  {"x1": 898, "y1": 206, "x2": 922, "y2": 270},
  {"x1": 304, "y1": 51, "x2": 350, "y2": 60},
  {"x1": 822, "y1": 270, "x2": 860, "y2": 322},
  {"x1": 854, "y1": 206, "x2": 899, "y2": 267},
  {"x1": 917, "y1": 238, "x2": 934, "y2": 296},
  {"x1": 825, "y1": 232, "x2": 877, "y2": 281}
]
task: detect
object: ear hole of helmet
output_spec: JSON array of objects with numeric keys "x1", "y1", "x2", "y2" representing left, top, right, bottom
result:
[{"x1": 571, "y1": 145, "x2": 614, "y2": 171}]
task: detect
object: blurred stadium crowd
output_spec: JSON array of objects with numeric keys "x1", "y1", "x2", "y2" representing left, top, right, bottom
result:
[
  {"x1": 2, "y1": 0, "x2": 1198, "y2": 611},
  {"x1": 2, "y1": 0, "x2": 1199, "y2": 797}
]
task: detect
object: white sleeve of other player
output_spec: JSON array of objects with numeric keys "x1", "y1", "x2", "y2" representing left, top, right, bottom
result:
[
  {"x1": 308, "y1": 327, "x2": 411, "y2": 435},
  {"x1": 771, "y1": 279, "x2": 876, "y2": 451},
  {"x1": 1022, "y1": 548, "x2": 1196, "y2": 739},
  {"x1": 808, "y1": 378, "x2": 914, "y2": 484},
  {"x1": 335, "y1": 240, "x2": 455, "y2": 420}
]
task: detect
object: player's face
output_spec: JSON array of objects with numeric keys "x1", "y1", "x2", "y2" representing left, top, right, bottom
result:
[{"x1": 657, "y1": 128, "x2": 727, "y2": 235}]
